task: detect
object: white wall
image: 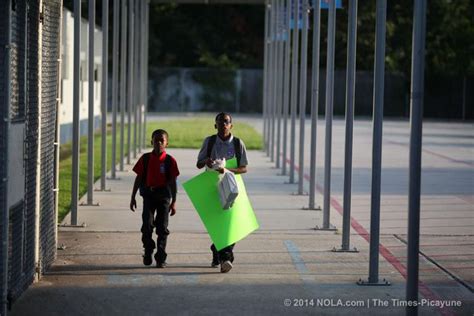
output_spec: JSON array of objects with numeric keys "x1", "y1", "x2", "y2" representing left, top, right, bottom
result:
[{"x1": 60, "y1": 8, "x2": 103, "y2": 126}]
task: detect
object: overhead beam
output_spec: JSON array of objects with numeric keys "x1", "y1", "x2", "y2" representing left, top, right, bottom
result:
[{"x1": 151, "y1": 0, "x2": 264, "y2": 5}]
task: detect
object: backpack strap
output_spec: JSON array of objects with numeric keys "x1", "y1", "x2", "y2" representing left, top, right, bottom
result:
[
  {"x1": 141, "y1": 153, "x2": 151, "y2": 188},
  {"x1": 233, "y1": 137, "x2": 241, "y2": 167},
  {"x1": 164, "y1": 154, "x2": 172, "y2": 185},
  {"x1": 206, "y1": 135, "x2": 217, "y2": 159}
]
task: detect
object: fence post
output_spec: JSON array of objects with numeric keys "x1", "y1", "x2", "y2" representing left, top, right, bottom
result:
[
  {"x1": 406, "y1": 1, "x2": 427, "y2": 314},
  {"x1": 335, "y1": 0, "x2": 359, "y2": 252},
  {"x1": 1, "y1": 0, "x2": 13, "y2": 314},
  {"x1": 358, "y1": 0, "x2": 390, "y2": 287},
  {"x1": 297, "y1": 0, "x2": 309, "y2": 195},
  {"x1": 317, "y1": 0, "x2": 337, "y2": 231},
  {"x1": 100, "y1": 0, "x2": 109, "y2": 191},
  {"x1": 307, "y1": 0, "x2": 320, "y2": 210},
  {"x1": 111, "y1": 0, "x2": 119, "y2": 179},
  {"x1": 70, "y1": 0, "x2": 81, "y2": 224},
  {"x1": 288, "y1": 0, "x2": 299, "y2": 184}
]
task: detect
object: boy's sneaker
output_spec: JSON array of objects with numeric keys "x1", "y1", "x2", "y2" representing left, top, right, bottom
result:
[
  {"x1": 210, "y1": 245, "x2": 219, "y2": 268},
  {"x1": 156, "y1": 261, "x2": 167, "y2": 269},
  {"x1": 143, "y1": 251, "x2": 153, "y2": 266},
  {"x1": 211, "y1": 259, "x2": 219, "y2": 268},
  {"x1": 220, "y1": 260, "x2": 233, "y2": 273}
]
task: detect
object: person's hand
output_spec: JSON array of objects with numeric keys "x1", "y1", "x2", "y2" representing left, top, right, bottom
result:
[
  {"x1": 217, "y1": 167, "x2": 225, "y2": 174},
  {"x1": 206, "y1": 158, "x2": 214, "y2": 168},
  {"x1": 169, "y1": 202, "x2": 176, "y2": 216},
  {"x1": 130, "y1": 197, "x2": 136, "y2": 212}
]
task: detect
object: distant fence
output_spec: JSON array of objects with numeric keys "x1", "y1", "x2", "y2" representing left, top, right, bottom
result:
[
  {"x1": 148, "y1": 67, "x2": 473, "y2": 119},
  {"x1": 148, "y1": 67, "x2": 263, "y2": 113}
]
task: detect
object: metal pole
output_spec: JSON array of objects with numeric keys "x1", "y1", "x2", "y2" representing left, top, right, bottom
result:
[
  {"x1": 262, "y1": 2, "x2": 267, "y2": 152},
  {"x1": 263, "y1": 1, "x2": 270, "y2": 155},
  {"x1": 1, "y1": 1, "x2": 12, "y2": 314},
  {"x1": 137, "y1": 0, "x2": 142, "y2": 151},
  {"x1": 100, "y1": 0, "x2": 109, "y2": 190},
  {"x1": 127, "y1": 0, "x2": 134, "y2": 165},
  {"x1": 462, "y1": 76, "x2": 466, "y2": 120},
  {"x1": 289, "y1": 0, "x2": 299, "y2": 184},
  {"x1": 337, "y1": 0, "x2": 358, "y2": 252},
  {"x1": 140, "y1": 0, "x2": 144, "y2": 149},
  {"x1": 281, "y1": 0, "x2": 291, "y2": 176},
  {"x1": 321, "y1": 0, "x2": 336, "y2": 229},
  {"x1": 119, "y1": 0, "x2": 127, "y2": 171},
  {"x1": 111, "y1": 0, "x2": 119, "y2": 179},
  {"x1": 144, "y1": 0, "x2": 150, "y2": 146},
  {"x1": 297, "y1": 0, "x2": 308, "y2": 195},
  {"x1": 137, "y1": 0, "x2": 142, "y2": 153},
  {"x1": 406, "y1": 1, "x2": 427, "y2": 315},
  {"x1": 54, "y1": 0, "x2": 64, "y2": 257},
  {"x1": 358, "y1": 0, "x2": 390, "y2": 286},
  {"x1": 86, "y1": 0, "x2": 96, "y2": 205},
  {"x1": 308, "y1": 0, "x2": 320, "y2": 210},
  {"x1": 35, "y1": 0, "x2": 44, "y2": 275},
  {"x1": 270, "y1": 0, "x2": 276, "y2": 163},
  {"x1": 133, "y1": 0, "x2": 138, "y2": 159},
  {"x1": 71, "y1": 0, "x2": 81, "y2": 224},
  {"x1": 142, "y1": 0, "x2": 146, "y2": 149},
  {"x1": 275, "y1": 0, "x2": 283, "y2": 169},
  {"x1": 266, "y1": 2, "x2": 272, "y2": 157}
]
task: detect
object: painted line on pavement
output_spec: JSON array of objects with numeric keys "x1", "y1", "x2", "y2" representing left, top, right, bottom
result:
[{"x1": 285, "y1": 157, "x2": 455, "y2": 316}]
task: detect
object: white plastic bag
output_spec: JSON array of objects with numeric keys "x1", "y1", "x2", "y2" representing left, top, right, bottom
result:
[
  {"x1": 218, "y1": 171, "x2": 239, "y2": 210},
  {"x1": 211, "y1": 158, "x2": 226, "y2": 170},
  {"x1": 206, "y1": 158, "x2": 226, "y2": 172}
]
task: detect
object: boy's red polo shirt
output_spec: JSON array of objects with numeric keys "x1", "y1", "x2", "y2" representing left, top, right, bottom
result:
[{"x1": 133, "y1": 151, "x2": 180, "y2": 188}]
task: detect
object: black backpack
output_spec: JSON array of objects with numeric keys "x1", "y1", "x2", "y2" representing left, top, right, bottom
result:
[{"x1": 206, "y1": 135, "x2": 241, "y2": 167}]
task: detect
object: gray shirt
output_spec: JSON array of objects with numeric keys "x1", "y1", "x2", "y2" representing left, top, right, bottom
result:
[{"x1": 197, "y1": 134, "x2": 248, "y2": 167}]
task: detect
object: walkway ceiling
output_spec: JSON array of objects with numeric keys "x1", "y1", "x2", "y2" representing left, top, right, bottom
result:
[{"x1": 152, "y1": 0, "x2": 264, "y2": 4}]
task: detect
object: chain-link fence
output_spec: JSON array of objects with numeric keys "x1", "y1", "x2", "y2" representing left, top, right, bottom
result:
[
  {"x1": 7, "y1": 0, "x2": 34, "y2": 305},
  {"x1": 40, "y1": 0, "x2": 61, "y2": 273},
  {"x1": 23, "y1": 3, "x2": 41, "y2": 306},
  {"x1": 0, "y1": 0, "x2": 9, "y2": 312},
  {"x1": 0, "y1": 0, "x2": 62, "y2": 309}
]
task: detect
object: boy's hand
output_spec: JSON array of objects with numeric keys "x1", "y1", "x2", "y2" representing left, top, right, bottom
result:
[
  {"x1": 170, "y1": 202, "x2": 176, "y2": 216},
  {"x1": 206, "y1": 158, "x2": 214, "y2": 168},
  {"x1": 130, "y1": 197, "x2": 136, "y2": 212}
]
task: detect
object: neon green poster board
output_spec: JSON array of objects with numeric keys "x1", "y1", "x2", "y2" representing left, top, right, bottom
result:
[{"x1": 182, "y1": 158, "x2": 259, "y2": 251}]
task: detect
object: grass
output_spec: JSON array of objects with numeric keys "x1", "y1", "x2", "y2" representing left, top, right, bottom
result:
[
  {"x1": 145, "y1": 118, "x2": 263, "y2": 150},
  {"x1": 58, "y1": 125, "x2": 131, "y2": 222},
  {"x1": 58, "y1": 118, "x2": 262, "y2": 222}
]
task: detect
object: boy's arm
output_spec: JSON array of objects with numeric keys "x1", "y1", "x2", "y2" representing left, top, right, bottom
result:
[
  {"x1": 225, "y1": 166, "x2": 247, "y2": 174},
  {"x1": 197, "y1": 158, "x2": 214, "y2": 169},
  {"x1": 196, "y1": 137, "x2": 213, "y2": 169},
  {"x1": 169, "y1": 178, "x2": 177, "y2": 216},
  {"x1": 130, "y1": 175, "x2": 142, "y2": 212}
]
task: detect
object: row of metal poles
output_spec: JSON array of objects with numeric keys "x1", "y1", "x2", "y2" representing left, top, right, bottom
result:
[
  {"x1": 262, "y1": 0, "x2": 427, "y2": 315},
  {"x1": 69, "y1": 0, "x2": 150, "y2": 225}
]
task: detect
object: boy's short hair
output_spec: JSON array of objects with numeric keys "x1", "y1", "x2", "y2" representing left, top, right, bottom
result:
[
  {"x1": 151, "y1": 129, "x2": 168, "y2": 139},
  {"x1": 215, "y1": 112, "x2": 232, "y2": 123}
]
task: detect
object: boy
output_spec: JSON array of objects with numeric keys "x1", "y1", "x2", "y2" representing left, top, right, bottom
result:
[
  {"x1": 130, "y1": 129, "x2": 180, "y2": 268},
  {"x1": 196, "y1": 112, "x2": 248, "y2": 273}
]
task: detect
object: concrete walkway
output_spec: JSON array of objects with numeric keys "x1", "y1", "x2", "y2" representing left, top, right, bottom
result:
[{"x1": 10, "y1": 116, "x2": 473, "y2": 315}]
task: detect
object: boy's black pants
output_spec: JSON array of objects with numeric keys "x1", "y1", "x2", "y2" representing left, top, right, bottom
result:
[
  {"x1": 141, "y1": 192, "x2": 170, "y2": 264},
  {"x1": 211, "y1": 243, "x2": 235, "y2": 263}
]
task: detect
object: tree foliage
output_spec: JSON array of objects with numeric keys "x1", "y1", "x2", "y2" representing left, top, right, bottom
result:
[
  {"x1": 149, "y1": 4, "x2": 264, "y2": 69},
  {"x1": 148, "y1": 0, "x2": 473, "y2": 78}
]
